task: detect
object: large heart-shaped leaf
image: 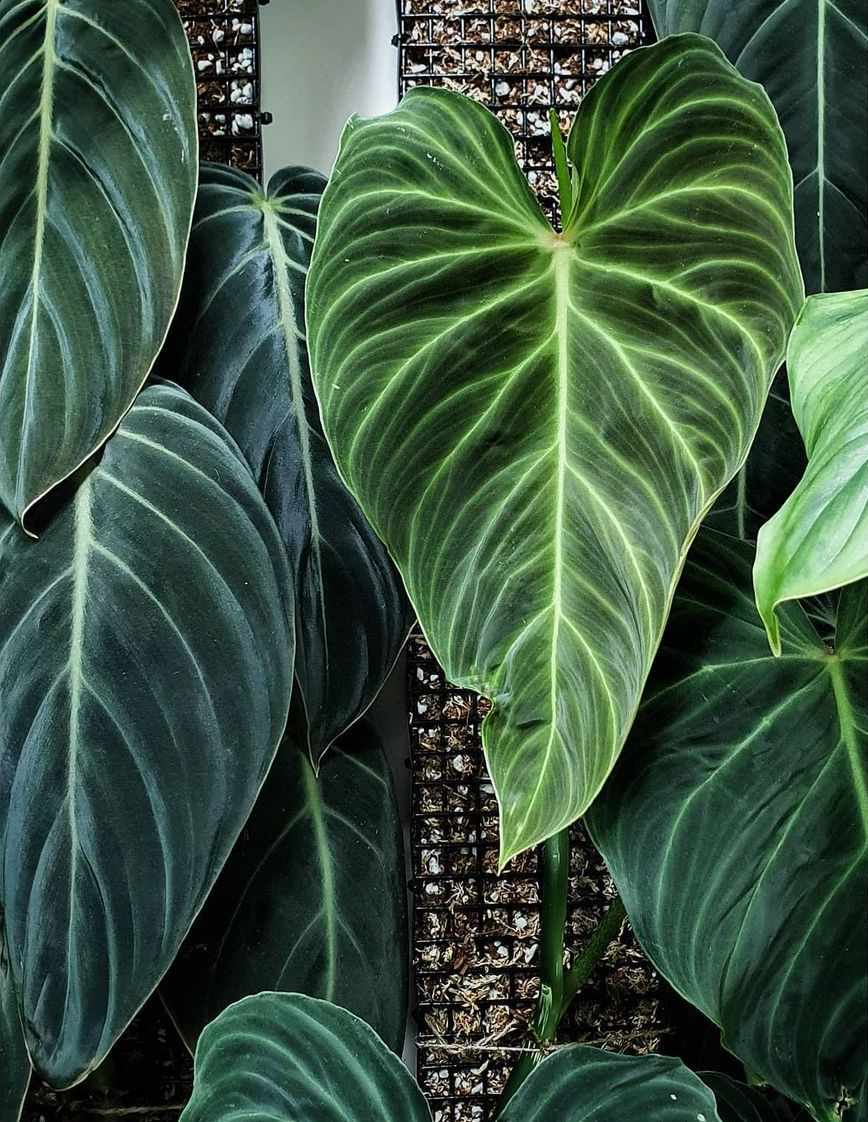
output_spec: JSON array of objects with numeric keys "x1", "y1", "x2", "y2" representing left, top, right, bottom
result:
[
  {"x1": 0, "y1": 935, "x2": 29, "y2": 1122},
  {"x1": 307, "y1": 35, "x2": 802, "y2": 862},
  {"x1": 647, "y1": 1, "x2": 868, "y2": 294},
  {"x1": 165, "y1": 163, "x2": 411, "y2": 759},
  {"x1": 0, "y1": 383, "x2": 294, "y2": 1088},
  {"x1": 755, "y1": 289, "x2": 868, "y2": 652},
  {"x1": 0, "y1": 0, "x2": 198, "y2": 528},
  {"x1": 587, "y1": 531, "x2": 867, "y2": 1119},
  {"x1": 163, "y1": 722, "x2": 408, "y2": 1053},
  {"x1": 180, "y1": 993, "x2": 430, "y2": 1122}
]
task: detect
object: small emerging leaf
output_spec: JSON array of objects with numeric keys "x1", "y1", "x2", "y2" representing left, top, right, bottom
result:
[{"x1": 754, "y1": 289, "x2": 868, "y2": 653}]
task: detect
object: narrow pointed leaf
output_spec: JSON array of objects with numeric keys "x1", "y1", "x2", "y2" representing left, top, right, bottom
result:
[
  {"x1": 755, "y1": 289, "x2": 868, "y2": 652},
  {"x1": 648, "y1": 1, "x2": 868, "y2": 295},
  {"x1": 0, "y1": 936, "x2": 30, "y2": 1122},
  {"x1": 587, "y1": 532, "x2": 867, "y2": 1118},
  {"x1": 498, "y1": 1046, "x2": 723, "y2": 1122},
  {"x1": 0, "y1": 0, "x2": 198, "y2": 527},
  {"x1": 180, "y1": 993, "x2": 431, "y2": 1122},
  {"x1": 307, "y1": 35, "x2": 802, "y2": 862},
  {"x1": 0, "y1": 383, "x2": 294, "y2": 1088},
  {"x1": 163, "y1": 722, "x2": 408, "y2": 1053},
  {"x1": 165, "y1": 163, "x2": 411, "y2": 760}
]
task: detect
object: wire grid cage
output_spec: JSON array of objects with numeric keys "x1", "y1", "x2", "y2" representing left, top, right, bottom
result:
[
  {"x1": 409, "y1": 632, "x2": 665, "y2": 1122},
  {"x1": 176, "y1": 0, "x2": 265, "y2": 180},
  {"x1": 396, "y1": 0, "x2": 651, "y2": 220}
]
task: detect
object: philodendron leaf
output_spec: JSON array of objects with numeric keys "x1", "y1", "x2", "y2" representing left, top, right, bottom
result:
[
  {"x1": 165, "y1": 163, "x2": 411, "y2": 760},
  {"x1": 702, "y1": 1073, "x2": 811, "y2": 1122},
  {"x1": 163, "y1": 722, "x2": 408, "y2": 1053},
  {"x1": 587, "y1": 531, "x2": 867, "y2": 1119},
  {"x1": 0, "y1": 0, "x2": 197, "y2": 528},
  {"x1": 180, "y1": 993, "x2": 431, "y2": 1122},
  {"x1": 648, "y1": 1, "x2": 868, "y2": 294},
  {"x1": 498, "y1": 1046, "x2": 724, "y2": 1122},
  {"x1": 1, "y1": 935, "x2": 29, "y2": 1122},
  {"x1": 0, "y1": 383, "x2": 294, "y2": 1088},
  {"x1": 307, "y1": 34, "x2": 802, "y2": 862},
  {"x1": 755, "y1": 289, "x2": 868, "y2": 653}
]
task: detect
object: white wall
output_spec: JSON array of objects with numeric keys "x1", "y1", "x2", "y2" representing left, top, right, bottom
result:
[
  {"x1": 260, "y1": 0, "x2": 398, "y2": 180},
  {"x1": 259, "y1": 0, "x2": 415, "y2": 1067}
]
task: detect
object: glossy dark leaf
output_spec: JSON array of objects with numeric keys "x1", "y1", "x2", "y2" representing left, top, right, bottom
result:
[
  {"x1": 587, "y1": 531, "x2": 867, "y2": 1119},
  {"x1": 163, "y1": 722, "x2": 408, "y2": 1053},
  {"x1": 0, "y1": 383, "x2": 294, "y2": 1087},
  {"x1": 165, "y1": 163, "x2": 411, "y2": 760},
  {"x1": 0, "y1": 0, "x2": 198, "y2": 527},
  {"x1": 0, "y1": 935, "x2": 29, "y2": 1122}
]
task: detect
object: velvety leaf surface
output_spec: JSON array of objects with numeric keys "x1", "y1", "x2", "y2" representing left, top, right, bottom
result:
[
  {"x1": 166, "y1": 163, "x2": 411, "y2": 760},
  {"x1": 307, "y1": 35, "x2": 802, "y2": 862},
  {"x1": 702, "y1": 1073, "x2": 811, "y2": 1122},
  {"x1": 755, "y1": 289, "x2": 868, "y2": 652},
  {"x1": 706, "y1": 368, "x2": 806, "y2": 543},
  {"x1": 180, "y1": 993, "x2": 430, "y2": 1122},
  {"x1": 498, "y1": 1046, "x2": 722, "y2": 1121},
  {"x1": 164, "y1": 722, "x2": 408, "y2": 1053},
  {"x1": 648, "y1": 0, "x2": 868, "y2": 294},
  {"x1": 0, "y1": 383, "x2": 294, "y2": 1088},
  {"x1": 587, "y1": 531, "x2": 867, "y2": 1119},
  {"x1": 0, "y1": 0, "x2": 197, "y2": 527},
  {"x1": 0, "y1": 935, "x2": 29, "y2": 1122}
]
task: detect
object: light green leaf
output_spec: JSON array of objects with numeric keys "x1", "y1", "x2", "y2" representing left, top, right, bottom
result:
[
  {"x1": 0, "y1": 0, "x2": 197, "y2": 528},
  {"x1": 307, "y1": 34, "x2": 802, "y2": 863},
  {"x1": 163, "y1": 722, "x2": 408, "y2": 1053},
  {"x1": 587, "y1": 531, "x2": 867, "y2": 1119},
  {"x1": 0, "y1": 383, "x2": 294, "y2": 1088},
  {"x1": 755, "y1": 289, "x2": 868, "y2": 653},
  {"x1": 180, "y1": 993, "x2": 431, "y2": 1122},
  {"x1": 164, "y1": 163, "x2": 411, "y2": 760},
  {"x1": 1, "y1": 934, "x2": 30, "y2": 1122},
  {"x1": 648, "y1": 0, "x2": 868, "y2": 294},
  {"x1": 498, "y1": 1046, "x2": 723, "y2": 1122}
]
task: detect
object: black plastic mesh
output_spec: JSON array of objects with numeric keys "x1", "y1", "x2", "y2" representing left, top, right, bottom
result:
[
  {"x1": 176, "y1": 0, "x2": 264, "y2": 180},
  {"x1": 396, "y1": 0, "x2": 650, "y2": 219}
]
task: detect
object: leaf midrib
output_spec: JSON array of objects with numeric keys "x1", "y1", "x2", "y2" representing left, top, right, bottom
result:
[
  {"x1": 828, "y1": 655, "x2": 868, "y2": 836},
  {"x1": 262, "y1": 201, "x2": 329, "y2": 683}
]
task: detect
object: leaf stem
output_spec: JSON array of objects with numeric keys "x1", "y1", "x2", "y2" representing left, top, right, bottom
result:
[
  {"x1": 495, "y1": 829, "x2": 626, "y2": 1115},
  {"x1": 548, "y1": 109, "x2": 573, "y2": 230}
]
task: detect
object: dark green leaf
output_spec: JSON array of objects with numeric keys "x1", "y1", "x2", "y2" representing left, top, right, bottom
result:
[
  {"x1": 0, "y1": 383, "x2": 294, "y2": 1087},
  {"x1": 0, "y1": 0, "x2": 198, "y2": 528},
  {"x1": 702, "y1": 1072, "x2": 811, "y2": 1122},
  {"x1": 180, "y1": 993, "x2": 430, "y2": 1122},
  {"x1": 497, "y1": 1045, "x2": 722, "y2": 1121},
  {"x1": 307, "y1": 35, "x2": 802, "y2": 862},
  {"x1": 647, "y1": 0, "x2": 868, "y2": 294},
  {"x1": 163, "y1": 722, "x2": 408, "y2": 1053},
  {"x1": 1, "y1": 934, "x2": 29, "y2": 1122},
  {"x1": 165, "y1": 163, "x2": 411, "y2": 760},
  {"x1": 755, "y1": 289, "x2": 868, "y2": 652},
  {"x1": 587, "y1": 531, "x2": 867, "y2": 1119}
]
